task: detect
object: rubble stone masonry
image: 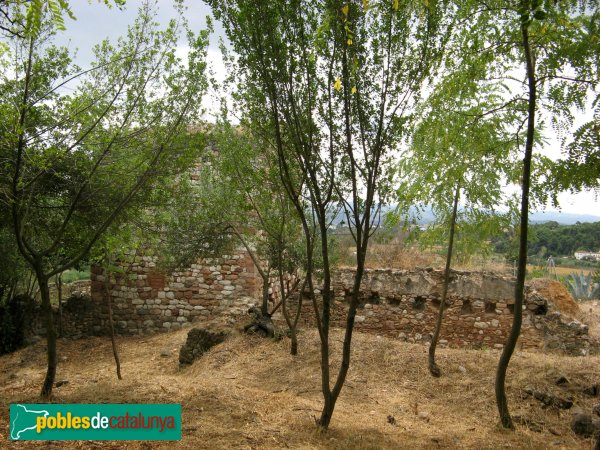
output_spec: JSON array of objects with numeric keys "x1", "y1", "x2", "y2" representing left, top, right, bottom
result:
[
  {"x1": 40, "y1": 261, "x2": 595, "y2": 356},
  {"x1": 86, "y1": 249, "x2": 260, "y2": 335},
  {"x1": 297, "y1": 268, "x2": 594, "y2": 355}
]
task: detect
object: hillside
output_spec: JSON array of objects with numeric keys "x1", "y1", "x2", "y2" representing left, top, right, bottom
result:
[
  {"x1": 493, "y1": 220, "x2": 600, "y2": 259},
  {"x1": 1, "y1": 321, "x2": 600, "y2": 449}
]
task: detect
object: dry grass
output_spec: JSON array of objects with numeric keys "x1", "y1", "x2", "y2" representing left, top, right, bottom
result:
[
  {"x1": 360, "y1": 243, "x2": 512, "y2": 274},
  {"x1": 526, "y1": 265, "x2": 596, "y2": 277},
  {"x1": 364, "y1": 244, "x2": 438, "y2": 270},
  {"x1": 2, "y1": 319, "x2": 600, "y2": 450},
  {"x1": 552, "y1": 267, "x2": 595, "y2": 277},
  {"x1": 453, "y1": 256, "x2": 512, "y2": 275}
]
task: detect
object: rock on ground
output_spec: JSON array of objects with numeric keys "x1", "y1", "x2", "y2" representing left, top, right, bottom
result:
[{"x1": 179, "y1": 328, "x2": 227, "y2": 367}]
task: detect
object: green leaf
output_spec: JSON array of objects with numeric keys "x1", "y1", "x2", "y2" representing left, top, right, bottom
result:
[{"x1": 533, "y1": 10, "x2": 547, "y2": 21}]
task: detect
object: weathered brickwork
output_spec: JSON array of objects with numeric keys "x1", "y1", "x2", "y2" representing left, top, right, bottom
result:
[{"x1": 289, "y1": 268, "x2": 594, "y2": 355}]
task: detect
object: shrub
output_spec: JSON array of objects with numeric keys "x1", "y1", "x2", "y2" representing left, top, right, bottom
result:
[
  {"x1": 0, "y1": 294, "x2": 36, "y2": 354},
  {"x1": 564, "y1": 271, "x2": 600, "y2": 301}
]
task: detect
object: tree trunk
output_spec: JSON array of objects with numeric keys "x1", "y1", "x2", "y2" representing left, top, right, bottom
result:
[
  {"x1": 104, "y1": 259, "x2": 122, "y2": 380},
  {"x1": 282, "y1": 294, "x2": 301, "y2": 355},
  {"x1": 318, "y1": 257, "x2": 365, "y2": 427},
  {"x1": 26, "y1": 271, "x2": 36, "y2": 297},
  {"x1": 56, "y1": 273, "x2": 63, "y2": 338},
  {"x1": 429, "y1": 182, "x2": 460, "y2": 377},
  {"x1": 318, "y1": 391, "x2": 335, "y2": 429},
  {"x1": 290, "y1": 331, "x2": 298, "y2": 355},
  {"x1": 495, "y1": 17, "x2": 536, "y2": 429},
  {"x1": 316, "y1": 222, "x2": 333, "y2": 428},
  {"x1": 278, "y1": 228, "x2": 304, "y2": 355},
  {"x1": 261, "y1": 273, "x2": 270, "y2": 316},
  {"x1": 4, "y1": 282, "x2": 15, "y2": 305},
  {"x1": 281, "y1": 278, "x2": 303, "y2": 356},
  {"x1": 38, "y1": 272, "x2": 57, "y2": 398},
  {"x1": 317, "y1": 30, "x2": 377, "y2": 426}
]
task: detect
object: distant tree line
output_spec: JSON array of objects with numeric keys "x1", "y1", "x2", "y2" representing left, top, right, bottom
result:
[{"x1": 493, "y1": 221, "x2": 600, "y2": 258}]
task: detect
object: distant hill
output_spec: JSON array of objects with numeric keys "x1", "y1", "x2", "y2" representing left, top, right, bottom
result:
[
  {"x1": 401, "y1": 206, "x2": 600, "y2": 226},
  {"x1": 330, "y1": 206, "x2": 600, "y2": 227},
  {"x1": 529, "y1": 211, "x2": 600, "y2": 225}
]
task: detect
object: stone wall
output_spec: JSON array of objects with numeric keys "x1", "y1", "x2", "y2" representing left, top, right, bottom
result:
[
  {"x1": 288, "y1": 268, "x2": 594, "y2": 355},
  {"x1": 29, "y1": 250, "x2": 263, "y2": 340},
  {"x1": 30, "y1": 283, "x2": 94, "y2": 339},
  {"x1": 84, "y1": 249, "x2": 261, "y2": 335},
  {"x1": 33, "y1": 261, "x2": 595, "y2": 356}
]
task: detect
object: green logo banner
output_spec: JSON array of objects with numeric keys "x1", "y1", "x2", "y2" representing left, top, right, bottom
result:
[{"x1": 10, "y1": 404, "x2": 181, "y2": 440}]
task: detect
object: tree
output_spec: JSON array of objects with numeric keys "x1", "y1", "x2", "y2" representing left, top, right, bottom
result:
[
  {"x1": 99, "y1": 243, "x2": 122, "y2": 380},
  {"x1": 208, "y1": 0, "x2": 452, "y2": 428},
  {"x1": 474, "y1": 0, "x2": 600, "y2": 428},
  {"x1": 551, "y1": 98, "x2": 600, "y2": 193},
  {"x1": 520, "y1": 221, "x2": 600, "y2": 257},
  {"x1": 189, "y1": 123, "x2": 307, "y2": 351},
  {"x1": 91, "y1": 229, "x2": 143, "y2": 381},
  {"x1": 397, "y1": 39, "x2": 519, "y2": 376},
  {"x1": 0, "y1": 2, "x2": 208, "y2": 397}
]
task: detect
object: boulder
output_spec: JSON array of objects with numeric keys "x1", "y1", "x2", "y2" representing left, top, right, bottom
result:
[
  {"x1": 571, "y1": 413, "x2": 600, "y2": 438},
  {"x1": 179, "y1": 328, "x2": 227, "y2": 367}
]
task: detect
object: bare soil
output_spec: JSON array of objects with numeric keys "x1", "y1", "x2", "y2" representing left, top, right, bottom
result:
[
  {"x1": 581, "y1": 300, "x2": 600, "y2": 340},
  {"x1": 2, "y1": 316, "x2": 600, "y2": 450},
  {"x1": 529, "y1": 278, "x2": 581, "y2": 318}
]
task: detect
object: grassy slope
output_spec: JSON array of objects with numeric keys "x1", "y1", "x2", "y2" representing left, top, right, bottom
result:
[{"x1": 1, "y1": 321, "x2": 599, "y2": 450}]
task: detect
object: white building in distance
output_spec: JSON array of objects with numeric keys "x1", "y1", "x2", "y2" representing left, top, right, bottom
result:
[{"x1": 574, "y1": 251, "x2": 600, "y2": 261}]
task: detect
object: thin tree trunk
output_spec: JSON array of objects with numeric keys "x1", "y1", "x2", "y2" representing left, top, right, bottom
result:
[
  {"x1": 106, "y1": 286, "x2": 122, "y2": 379},
  {"x1": 38, "y1": 271, "x2": 57, "y2": 398},
  {"x1": 104, "y1": 254, "x2": 122, "y2": 380},
  {"x1": 281, "y1": 292, "x2": 300, "y2": 354},
  {"x1": 318, "y1": 26, "x2": 375, "y2": 426},
  {"x1": 26, "y1": 271, "x2": 36, "y2": 298},
  {"x1": 316, "y1": 28, "x2": 356, "y2": 427},
  {"x1": 429, "y1": 182, "x2": 460, "y2": 377},
  {"x1": 316, "y1": 215, "x2": 334, "y2": 428},
  {"x1": 56, "y1": 273, "x2": 63, "y2": 338},
  {"x1": 318, "y1": 258, "x2": 365, "y2": 428},
  {"x1": 281, "y1": 289, "x2": 299, "y2": 354},
  {"x1": 495, "y1": 17, "x2": 536, "y2": 429},
  {"x1": 5, "y1": 283, "x2": 15, "y2": 304},
  {"x1": 289, "y1": 287, "x2": 303, "y2": 355},
  {"x1": 275, "y1": 230, "x2": 304, "y2": 355},
  {"x1": 281, "y1": 275, "x2": 304, "y2": 356},
  {"x1": 290, "y1": 327, "x2": 298, "y2": 355},
  {"x1": 230, "y1": 227, "x2": 270, "y2": 316},
  {"x1": 261, "y1": 272, "x2": 270, "y2": 316}
]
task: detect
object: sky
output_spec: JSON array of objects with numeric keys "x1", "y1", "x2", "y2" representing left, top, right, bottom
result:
[
  {"x1": 56, "y1": 1, "x2": 224, "y2": 66},
  {"x1": 52, "y1": 0, "x2": 600, "y2": 218}
]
